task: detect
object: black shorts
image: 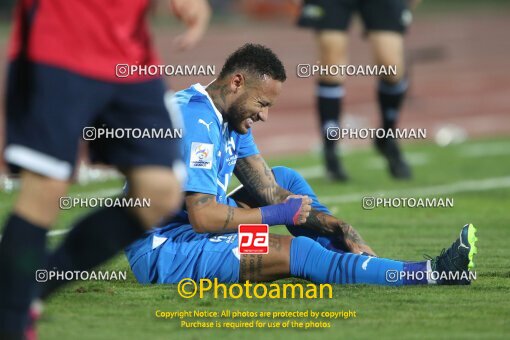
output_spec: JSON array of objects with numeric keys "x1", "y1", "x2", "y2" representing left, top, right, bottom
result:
[
  {"x1": 298, "y1": 0, "x2": 412, "y2": 33},
  {"x1": 4, "y1": 60, "x2": 183, "y2": 180}
]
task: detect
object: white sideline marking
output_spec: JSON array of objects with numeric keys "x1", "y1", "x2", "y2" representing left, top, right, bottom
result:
[
  {"x1": 0, "y1": 188, "x2": 122, "y2": 240},
  {"x1": 296, "y1": 140, "x2": 510, "y2": 179},
  {"x1": 367, "y1": 152, "x2": 430, "y2": 170},
  {"x1": 0, "y1": 175, "x2": 505, "y2": 241},
  {"x1": 295, "y1": 165, "x2": 323, "y2": 179},
  {"x1": 460, "y1": 141, "x2": 510, "y2": 157},
  {"x1": 320, "y1": 176, "x2": 510, "y2": 205},
  {"x1": 294, "y1": 152, "x2": 431, "y2": 179}
]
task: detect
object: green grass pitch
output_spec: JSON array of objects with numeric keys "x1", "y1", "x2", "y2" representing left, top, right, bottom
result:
[{"x1": 1, "y1": 137, "x2": 509, "y2": 340}]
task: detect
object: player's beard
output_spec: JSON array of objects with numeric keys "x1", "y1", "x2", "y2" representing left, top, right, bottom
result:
[{"x1": 226, "y1": 93, "x2": 251, "y2": 134}]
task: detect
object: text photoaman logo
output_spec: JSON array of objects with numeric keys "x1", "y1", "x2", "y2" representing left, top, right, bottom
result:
[
  {"x1": 83, "y1": 127, "x2": 182, "y2": 141},
  {"x1": 115, "y1": 64, "x2": 216, "y2": 78},
  {"x1": 59, "y1": 196, "x2": 150, "y2": 210},
  {"x1": 297, "y1": 64, "x2": 397, "y2": 78},
  {"x1": 326, "y1": 128, "x2": 427, "y2": 141},
  {"x1": 35, "y1": 270, "x2": 127, "y2": 282},
  {"x1": 238, "y1": 224, "x2": 269, "y2": 254}
]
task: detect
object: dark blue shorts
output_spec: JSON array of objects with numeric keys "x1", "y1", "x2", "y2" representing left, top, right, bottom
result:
[
  {"x1": 4, "y1": 60, "x2": 183, "y2": 180},
  {"x1": 298, "y1": 0, "x2": 411, "y2": 33}
]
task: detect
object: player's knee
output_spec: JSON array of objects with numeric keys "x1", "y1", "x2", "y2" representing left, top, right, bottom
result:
[
  {"x1": 369, "y1": 33, "x2": 405, "y2": 83},
  {"x1": 271, "y1": 166, "x2": 305, "y2": 188},
  {"x1": 126, "y1": 167, "x2": 183, "y2": 227},
  {"x1": 318, "y1": 31, "x2": 348, "y2": 60},
  {"x1": 317, "y1": 31, "x2": 348, "y2": 83}
]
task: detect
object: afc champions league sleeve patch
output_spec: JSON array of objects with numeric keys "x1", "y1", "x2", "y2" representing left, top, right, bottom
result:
[{"x1": 190, "y1": 142, "x2": 214, "y2": 169}]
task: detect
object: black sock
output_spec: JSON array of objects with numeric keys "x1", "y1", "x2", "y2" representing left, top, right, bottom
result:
[
  {"x1": 0, "y1": 214, "x2": 47, "y2": 334},
  {"x1": 378, "y1": 78, "x2": 408, "y2": 132},
  {"x1": 317, "y1": 81, "x2": 344, "y2": 149},
  {"x1": 41, "y1": 206, "x2": 145, "y2": 299}
]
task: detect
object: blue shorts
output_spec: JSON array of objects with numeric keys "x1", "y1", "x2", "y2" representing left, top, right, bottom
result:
[
  {"x1": 4, "y1": 60, "x2": 182, "y2": 180},
  {"x1": 126, "y1": 221, "x2": 240, "y2": 284}
]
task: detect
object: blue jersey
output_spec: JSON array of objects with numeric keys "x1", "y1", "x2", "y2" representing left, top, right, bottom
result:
[{"x1": 177, "y1": 83, "x2": 259, "y2": 205}]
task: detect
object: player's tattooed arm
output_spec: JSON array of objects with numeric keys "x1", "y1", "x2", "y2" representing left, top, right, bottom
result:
[
  {"x1": 234, "y1": 155, "x2": 290, "y2": 205},
  {"x1": 304, "y1": 210, "x2": 377, "y2": 256},
  {"x1": 233, "y1": 155, "x2": 375, "y2": 254},
  {"x1": 185, "y1": 192, "x2": 261, "y2": 233}
]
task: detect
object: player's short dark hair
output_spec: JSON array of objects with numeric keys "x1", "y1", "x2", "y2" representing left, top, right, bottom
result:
[{"x1": 219, "y1": 43, "x2": 287, "y2": 82}]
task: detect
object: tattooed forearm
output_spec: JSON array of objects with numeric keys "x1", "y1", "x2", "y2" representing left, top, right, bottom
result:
[
  {"x1": 304, "y1": 210, "x2": 340, "y2": 234},
  {"x1": 304, "y1": 210, "x2": 342, "y2": 235},
  {"x1": 304, "y1": 210, "x2": 366, "y2": 245},
  {"x1": 234, "y1": 155, "x2": 288, "y2": 205},
  {"x1": 222, "y1": 206, "x2": 234, "y2": 230},
  {"x1": 187, "y1": 193, "x2": 214, "y2": 210},
  {"x1": 340, "y1": 223, "x2": 366, "y2": 245}
]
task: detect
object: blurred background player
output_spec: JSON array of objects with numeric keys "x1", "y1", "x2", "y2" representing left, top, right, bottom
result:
[
  {"x1": 297, "y1": 0, "x2": 421, "y2": 180},
  {"x1": 0, "y1": 0, "x2": 210, "y2": 339}
]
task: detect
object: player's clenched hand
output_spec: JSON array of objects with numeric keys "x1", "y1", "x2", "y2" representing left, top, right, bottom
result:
[
  {"x1": 259, "y1": 195, "x2": 312, "y2": 226},
  {"x1": 284, "y1": 195, "x2": 312, "y2": 225},
  {"x1": 170, "y1": 0, "x2": 211, "y2": 50}
]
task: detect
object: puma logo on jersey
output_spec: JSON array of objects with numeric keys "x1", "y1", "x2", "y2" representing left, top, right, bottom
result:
[{"x1": 198, "y1": 119, "x2": 213, "y2": 131}]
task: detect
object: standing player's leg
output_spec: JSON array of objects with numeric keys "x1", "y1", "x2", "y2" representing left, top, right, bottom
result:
[
  {"x1": 297, "y1": 0, "x2": 354, "y2": 181},
  {"x1": 316, "y1": 31, "x2": 349, "y2": 181},
  {"x1": 0, "y1": 171, "x2": 68, "y2": 337},
  {"x1": 0, "y1": 61, "x2": 115, "y2": 337},
  {"x1": 360, "y1": 0, "x2": 413, "y2": 179},
  {"x1": 39, "y1": 168, "x2": 182, "y2": 299},
  {"x1": 40, "y1": 79, "x2": 184, "y2": 299},
  {"x1": 370, "y1": 32, "x2": 411, "y2": 179}
]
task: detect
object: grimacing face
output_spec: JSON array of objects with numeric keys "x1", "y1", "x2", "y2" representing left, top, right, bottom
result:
[{"x1": 225, "y1": 75, "x2": 282, "y2": 134}]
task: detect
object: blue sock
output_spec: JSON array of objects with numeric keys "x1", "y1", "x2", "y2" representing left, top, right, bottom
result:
[
  {"x1": 0, "y1": 214, "x2": 47, "y2": 334},
  {"x1": 290, "y1": 237, "x2": 431, "y2": 286}
]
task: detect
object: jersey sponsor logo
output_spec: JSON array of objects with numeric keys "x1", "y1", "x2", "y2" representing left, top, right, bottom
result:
[
  {"x1": 225, "y1": 136, "x2": 237, "y2": 166},
  {"x1": 209, "y1": 234, "x2": 237, "y2": 244},
  {"x1": 238, "y1": 224, "x2": 269, "y2": 254},
  {"x1": 198, "y1": 119, "x2": 213, "y2": 132},
  {"x1": 190, "y1": 142, "x2": 214, "y2": 169},
  {"x1": 226, "y1": 137, "x2": 236, "y2": 156}
]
